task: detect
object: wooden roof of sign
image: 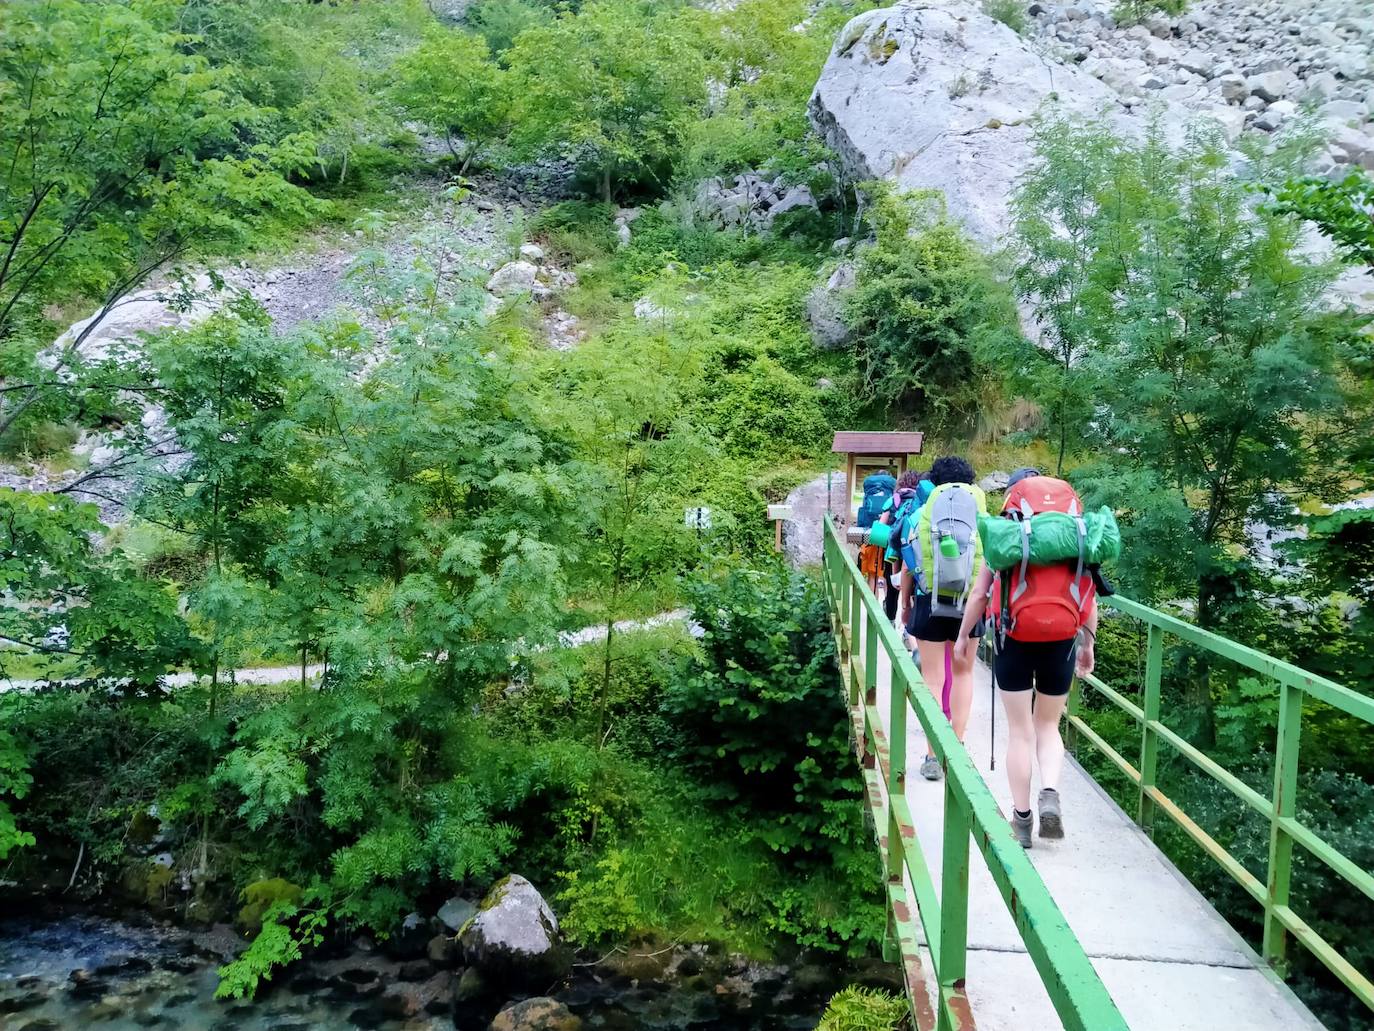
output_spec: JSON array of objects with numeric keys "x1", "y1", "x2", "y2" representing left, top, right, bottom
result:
[{"x1": 830, "y1": 431, "x2": 924, "y2": 455}]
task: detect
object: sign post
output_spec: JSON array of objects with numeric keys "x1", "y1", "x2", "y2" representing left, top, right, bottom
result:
[{"x1": 766, "y1": 504, "x2": 793, "y2": 553}]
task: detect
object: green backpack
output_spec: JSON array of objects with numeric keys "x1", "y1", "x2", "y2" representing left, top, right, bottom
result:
[{"x1": 916, "y1": 482, "x2": 987, "y2": 619}]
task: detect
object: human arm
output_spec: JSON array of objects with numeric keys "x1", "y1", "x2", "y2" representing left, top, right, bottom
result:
[
  {"x1": 952, "y1": 565, "x2": 995, "y2": 665},
  {"x1": 1076, "y1": 600, "x2": 1098, "y2": 677}
]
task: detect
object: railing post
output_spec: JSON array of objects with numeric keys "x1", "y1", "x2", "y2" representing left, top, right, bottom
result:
[
  {"x1": 865, "y1": 606, "x2": 879, "y2": 706},
  {"x1": 1138, "y1": 623, "x2": 1163, "y2": 834},
  {"x1": 887, "y1": 659, "x2": 908, "y2": 890},
  {"x1": 1263, "y1": 680, "x2": 1302, "y2": 974},
  {"x1": 938, "y1": 780, "x2": 969, "y2": 1031}
]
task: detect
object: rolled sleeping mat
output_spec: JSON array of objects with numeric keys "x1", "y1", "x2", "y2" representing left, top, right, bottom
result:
[
  {"x1": 978, "y1": 507, "x2": 1122, "y2": 571},
  {"x1": 867, "y1": 521, "x2": 894, "y2": 550}
]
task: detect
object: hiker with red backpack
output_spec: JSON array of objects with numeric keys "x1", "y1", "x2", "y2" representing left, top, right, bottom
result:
[
  {"x1": 953, "y1": 467, "x2": 1121, "y2": 848},
  {"x1": 903, "y1": 456, "x2": 988, "y2": 782}
]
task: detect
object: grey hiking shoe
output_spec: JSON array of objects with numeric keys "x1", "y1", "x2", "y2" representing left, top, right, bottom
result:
[
  {"x1": 1038, "y1": 788, "x2": 1064, "y2": 839},
  {"x1": 919, "y1": 755, "x2": 942, "y2": 781},
  {"x1": 1010, "y1": 809, "x2": 1034, "y2": 849}
]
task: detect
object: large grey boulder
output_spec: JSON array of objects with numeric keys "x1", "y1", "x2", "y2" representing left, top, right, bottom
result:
[
  {"x1": 460, "y1": 875, "x2": 569, "y2": 986},
  {"x1": 805, "y1": 262, "x2": 856, "y2": 349},
  {"x1": 808, "y1": 2, "x2": 1127, "y2": 250},
  {"x1": 486, "y1": 261, "x2": 539, "y2": 297}
]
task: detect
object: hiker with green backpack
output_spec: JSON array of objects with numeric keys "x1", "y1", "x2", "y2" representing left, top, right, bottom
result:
[
  {"x1": 903, "y1": 456, "x2": 988, "y2": 782},
  {"x1": 953, "y1": 468, "x2": 1121, "y2": 849}
]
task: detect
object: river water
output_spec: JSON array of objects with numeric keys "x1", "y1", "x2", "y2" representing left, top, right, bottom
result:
[{"x1": 0, "y1": 913, "x2": 850, "y2": 1030}]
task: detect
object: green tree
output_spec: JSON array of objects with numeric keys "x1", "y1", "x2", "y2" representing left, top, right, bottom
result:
[
  {"x1": 391, "y1": 28, "x2": 508, "y2": 170},
  {"x1": 505, "y1": 2, "x2": 708, "y2": 201},
  {"x1": 0, "y1": 0, "x2": 316, "y2": 452},
  {"x1": 844, "y1": 187, "x2": 1024, "y2": 431},
  {"x1": 1015, "y1": 117, "x2": 1374, "y2": 736},
  {"x1": 1265, "y1": 170, "x2": 1374, "y2": 270}
]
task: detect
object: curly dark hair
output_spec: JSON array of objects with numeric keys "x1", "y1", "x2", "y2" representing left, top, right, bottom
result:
[
  {"x1": 928, "y1": 456, "x2": 974, "y2": 486},
  {"x1": 897, "y1": 470, "x2": 924, "y2": 490}
]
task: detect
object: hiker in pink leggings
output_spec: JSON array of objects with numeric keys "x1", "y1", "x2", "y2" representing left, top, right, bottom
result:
[{"x1": 904, "y1": 456, "x2": 986, "y2": 782}]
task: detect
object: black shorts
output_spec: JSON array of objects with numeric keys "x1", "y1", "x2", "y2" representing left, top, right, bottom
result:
[
  {"x1": 906, "y1": 592, "x2": 986, "y2": 643},
  {"x1": 995, "y1": 636, "x2": 1077, "y2": 696}
]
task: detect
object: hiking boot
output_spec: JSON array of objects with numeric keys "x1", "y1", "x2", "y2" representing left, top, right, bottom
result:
[
  {"x1": 919, "y1": 755, "x2": 942, "y2": 781},
  {"x1": 1038, "y1": 788, "x2": 1064, "y2": 839},
  {"x1": 1010, "y1": 809, "x2": 1034, "y2": 849}
]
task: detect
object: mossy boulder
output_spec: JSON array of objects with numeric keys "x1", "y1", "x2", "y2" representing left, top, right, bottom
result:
[
  {"x1": 489, "y1": 997, "x2": 582, "y2": 1031},
  {"x1": 235, "y1": 877, "x2": 303, "y2": 933},
  {"x1": 461, "y1": 875, "x2": 570, "y2": 988}
]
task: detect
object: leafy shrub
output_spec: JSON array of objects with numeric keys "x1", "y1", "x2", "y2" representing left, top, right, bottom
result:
[
  {"x1": 982, "y1": 0, "x2": 1028, "y2": 34},
  {"x1": 819, "y1": 986, "x2": 912, "y2": 1030},
  {"x1": 844, "y1": 187, "x2": 1025, "y2": 431},
  {"x1": 1113, "y1": 0, "x2": 1188, "y2": 23},
  {"x1": 665, "y1": 563, "x2": 863, "y2": 862}
]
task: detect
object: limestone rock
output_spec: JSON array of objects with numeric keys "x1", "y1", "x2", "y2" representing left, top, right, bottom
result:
[
  {"x1": 1248, "y1": 69, "x2": 1299, "y2": 102},
  {"x1": 518, "y1": 243, "x2": 545, "y2": 263},
  {"x1": 460, "y1": 875, "x2": 570, "y2": 986},
  {"x1": 771, "y1": 184, "x2": 818, "y2": 217},
  {"x1": 489, "y1": 997, "x2": 582, "y2": 1031},
  {"x1": 437, "y1": 896, "x2": 478, "y2": 933},
  {"x1": 805, "y1": 262, "x2": 856, "y2": 350},
  {"x1": 486, "y1": 261, "x2": 539, "y2": 297},
  {"x1": 808, "y1": 2, "x2": 1126, "y2": 249}
]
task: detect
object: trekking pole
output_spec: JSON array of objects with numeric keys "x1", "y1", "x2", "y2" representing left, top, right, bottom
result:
[{"x1": 989, "y1": 634, "x2": 997, "y2": 772}]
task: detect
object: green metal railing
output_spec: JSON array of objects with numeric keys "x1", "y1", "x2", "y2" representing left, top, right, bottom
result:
[
  {"x1": 821, "y1": 517, "x2": 1127, "y2": 1031},
  {"x1": 1070, "y1": 594, "x2": 1374, "y2": 1016}
]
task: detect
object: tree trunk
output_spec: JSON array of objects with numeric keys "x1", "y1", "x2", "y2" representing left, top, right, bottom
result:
[{"x1": 600, "y1": 166, "x2": 613, "y2": 205}]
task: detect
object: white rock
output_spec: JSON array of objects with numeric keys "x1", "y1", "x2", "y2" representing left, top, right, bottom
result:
[
  {"x1": 808, "y1": 1, "x2": 1127, "y2": 250},
  {"x1": 485, "y1": 261, "x2": 538, "y2": 297},
  {"x1": 1217, "y1": 73, "x2": 1249, "y2": 102},
  {"x1": 1144, "y1": 37, "x2": 1178, "y2": 64},
  {"x1": 770, "y1": 184, "x2": 819, "y2": 217},
  {"x1": 616, "y1": 223, "x2": 633, "y2": 248},
  {"x1": 1176, "y1": 48, "x2": 1215, "y2": 77},
  {"x1": 1329, "y1": 124, "x2": 1374, "y2": 170},
  {"x1": 1199, "y1": 105, "x2": 1248, "y2": 143},
  {"x1": 1138, "y1": 72, "x2": 1169, "y2": 90},
  {"x1": 518, "y1": 243, "x2": 544, "y2": 263},
  {"x1": 1321, "y1": 99, "x2": 1367, "y2": 124},
  {"x1": 1248, "y1": 69, "x2": 1299, "y2": 102}
]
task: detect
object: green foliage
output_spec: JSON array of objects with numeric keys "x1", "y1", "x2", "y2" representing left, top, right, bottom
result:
[
  {"x1": 1265, "y1": 171, "x2": 1374, "y2": 270},
  {"x1": 665, "y1": 564, "x2": 863, "y2": 862},
  {"x1": 1014, "y1": 116, "x2": 1373, "y2": 625},
  {"x1": 845, "y1": 187, "x2": 1026, "y2": 431},
  {"x1": 1113, "y1": 0, "x2": 1188, "y2": 24},
  {"x1": 819, "y1": 986, "x2": 912, "y2": 1031},
  {"x1": 391, "y1": 28, "x2": 508, "y2": 168},
  {"x1": 505, "y1": 2, "x2": 709, "y2": 200},
  {"x1": 216, "y1": 892, "x2": 329, "y2": 999},
  {"x1": 0, "y1": 723, "x2": 35, "y2": 860},
  {"x1": 466, "y1": 0, "x2": 555, "y2": 57},
  {"x1": 983, "y1": 0, "x2": 1028, "y2": 34}
]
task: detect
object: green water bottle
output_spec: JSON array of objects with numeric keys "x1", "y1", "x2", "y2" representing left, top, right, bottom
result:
[{"x1": 939, "y1": 533, "x2": 959, "y2": 560}]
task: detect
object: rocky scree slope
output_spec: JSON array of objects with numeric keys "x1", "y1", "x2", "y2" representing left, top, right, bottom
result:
[{"x1": 807, "y1": 0, "x2": 1374, "y2": 324}]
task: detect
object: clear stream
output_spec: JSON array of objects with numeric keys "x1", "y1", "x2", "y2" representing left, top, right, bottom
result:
[{"x1": 0, "y1": 914, "x2": 856, "y2": 1030}]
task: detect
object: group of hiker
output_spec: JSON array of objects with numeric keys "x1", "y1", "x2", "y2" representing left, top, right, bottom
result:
[{"x1": 854, "y1": 460, "x2": 1120, "y2": 848}]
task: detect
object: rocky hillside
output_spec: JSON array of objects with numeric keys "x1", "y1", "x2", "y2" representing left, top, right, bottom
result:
[{"x1": 809, "y1": 0, "x2": 1374, "y2": 305}]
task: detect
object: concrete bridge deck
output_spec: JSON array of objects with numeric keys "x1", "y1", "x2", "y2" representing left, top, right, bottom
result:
[{"x1": 868, "y1": 641, "x2": 1321, "y2": 1031}]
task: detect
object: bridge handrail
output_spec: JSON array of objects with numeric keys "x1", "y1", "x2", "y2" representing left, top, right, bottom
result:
[
  {"x1": 822, "y1": 516, "x2": 1127, "y2": 1031},
  {"x1": 1070, "y1": 593, "x2": 1374, "y2": 1016}
]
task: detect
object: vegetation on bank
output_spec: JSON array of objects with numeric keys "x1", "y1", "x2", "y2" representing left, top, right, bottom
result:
[{"x1": 2, "y1": 0, "x2": 1374, "y2": 1023}]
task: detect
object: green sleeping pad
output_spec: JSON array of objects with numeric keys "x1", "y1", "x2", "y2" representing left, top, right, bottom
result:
[{"x1": 978, "y1": 507, "x2": 1122, "y2": 572}]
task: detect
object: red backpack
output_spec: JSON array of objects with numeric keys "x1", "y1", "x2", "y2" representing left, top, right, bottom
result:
[{"x1": 993, "y1": 476, "x2": 1096, "y2": 643}]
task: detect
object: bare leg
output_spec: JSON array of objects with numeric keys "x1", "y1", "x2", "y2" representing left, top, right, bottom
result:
[
  {"x1": 1032, "y1": 691, "x2": 1070, "y2": 792},
  {"x1": 916, "y1": 638, "x2": 949, "y2": 757},
  {"x1": 948, "y1": 638, "x2": 976, "y2": 742},
  {"x1": 1000, "y1": 689, "x2": 1035, "y2": 813}
]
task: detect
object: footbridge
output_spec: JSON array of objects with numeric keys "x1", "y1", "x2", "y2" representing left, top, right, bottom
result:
[{"x1": 821, "y1": 516, "x2": 1373, "y2": 1030}]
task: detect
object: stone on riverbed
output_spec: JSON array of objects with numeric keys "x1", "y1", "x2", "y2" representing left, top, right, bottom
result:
[
  {"x1": 489, "y1": 996, "x2": 582, "y2": 1031},
  {"x1": 460, "y1": 875, "x2": 570, "y2": 986}
]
